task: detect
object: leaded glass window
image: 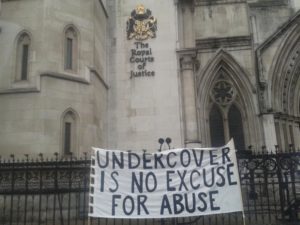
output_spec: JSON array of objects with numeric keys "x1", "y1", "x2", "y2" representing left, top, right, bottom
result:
[
  {"x1": 209, "y1": 104, "x2": 225, "y2": 147},
  {"x1": 16, "y1": 32, "x2": 30, "y2": 81},
  {"x1": 64, "y1": 26, "x2": 78, "y2": 72},
  {"x1": 228, "y1": 104, "x2": 245, "y2": 150}
]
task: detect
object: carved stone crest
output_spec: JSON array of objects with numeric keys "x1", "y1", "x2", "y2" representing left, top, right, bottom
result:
[{"x1": 126, "y1": 4, "x2": 157, "y2": 41}]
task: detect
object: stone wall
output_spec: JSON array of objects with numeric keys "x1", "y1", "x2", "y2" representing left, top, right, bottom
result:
[
  {"x1": 1, "y1": 0, "x2": 300, "y2": 155},
  {"x1": 0, "y1": 0, "x2": 108, "y2": 157},
  {"x1": 107, "y1": 0, "x2": 182, "y2": 151}
]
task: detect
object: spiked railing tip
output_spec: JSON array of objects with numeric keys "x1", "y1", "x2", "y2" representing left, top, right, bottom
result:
[{"x1": 158, "y1": 138, "x2": 164, "y2": 152}]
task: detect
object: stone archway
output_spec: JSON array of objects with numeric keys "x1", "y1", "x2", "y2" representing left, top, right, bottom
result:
[{"x1": 196, "y1": 50, "x2": 261, "y2": 149}]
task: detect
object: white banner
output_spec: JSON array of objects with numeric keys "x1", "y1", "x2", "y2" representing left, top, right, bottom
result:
[{"x1": 89, "y1": 140, "x2": 243, "y2": 219}]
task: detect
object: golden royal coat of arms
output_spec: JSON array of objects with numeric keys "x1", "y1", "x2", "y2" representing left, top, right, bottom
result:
[{"x1": 126, "y1": 4, "x2": 157, "y2": 41}]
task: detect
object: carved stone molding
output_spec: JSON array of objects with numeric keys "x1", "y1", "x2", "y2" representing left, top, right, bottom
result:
[
  {"x1": 281, "y1": 44, "x2": 300, "y2": 114},
  {"x1": 258, "y1": 82, "x2": 268, "y2": 113},
  {"x1": 256, "y1": 12, "x2": 300, "y2": 84},
  {"x1": 193, "y1": 0, "x2": 245, "y2": 6},
  {"x1": 249, "y1": 0, "x2": 288, "y2": 8},
  {"x1": 180, "y1": 55, "x2": 195, "y2": 71},
  {"x1": 177, "y1": 49, "x2": 198, "y2": 71},
  {"x1": 180, "y1": 0, "x2": 195, "y2": 13},
  {"x1": 211, "y1": 79, "x2": 236, "y2": 106},
  {"x1": 196, "y1": 36, "x2": 252, "y2": 50},
  {"x1": 274, "y1": 112, "x2": 300, "y2": 122}
]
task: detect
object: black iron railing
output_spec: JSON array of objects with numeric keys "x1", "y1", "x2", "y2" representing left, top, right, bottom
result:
[
  {"x1": 0, "y1": 153, "x2": 90, "y2": 225},
  {"x1": 0, "y1": 149, "x2": 299, "y2": 225}
]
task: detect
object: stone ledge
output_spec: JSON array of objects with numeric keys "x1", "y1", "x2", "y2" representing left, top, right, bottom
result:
[
  {"x1": 0, "y1": 87, "x2": 39, "y2": 95},
  {"x1": 89, "y1": 67, "x2": 109, "y2": 89},
  {"x1": 196, "y1": 35, "x2": 252, "y2": 50},
  {"x1": 249, "y1": 0, "x2": 289, "y2": 8},
  {"x1": 193, "y1": 0, "x2": 246, "y2": 6},
  {"x1": 0, "y1": 68, "x2": 109, "y2": 95},
  {"x1": 40, "y1": 72, "x2": 90, "y2": 85}
]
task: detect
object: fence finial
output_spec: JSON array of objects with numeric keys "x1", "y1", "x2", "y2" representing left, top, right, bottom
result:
[
  {"x1": 275, "y1": 145, "x2": 279, "y2": 153},
  {"x1": 39, "y1": 153, "x2": 43, "y2": 161},
  {"x1": 54, "y1": 152, "x2": 59, "y2": 161},
  {"x1": 166, "y1": 137, "x2": 172, "y2": 149},
  {"x1": 158, "y1": 138, "x2": 164, "y2": 152}
]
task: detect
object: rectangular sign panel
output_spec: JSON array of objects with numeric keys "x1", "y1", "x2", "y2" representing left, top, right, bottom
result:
[{"x1": 89, "y1": 140, "x2": 243, "y2": 218}]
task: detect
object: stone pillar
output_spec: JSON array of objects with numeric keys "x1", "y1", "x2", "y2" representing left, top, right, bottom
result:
[
  {"x1": 293, "y1": 122, "x2": 300, "y2": 149},
  {"x1": 177, "y1": 0, "x2": 195, "y2": 49},
  {"x1": 180, "y1": 53, "x2": 201, "y2": 148},
  {"x1": 262, "y1": 114, "x2": 277, "y2": 152}
]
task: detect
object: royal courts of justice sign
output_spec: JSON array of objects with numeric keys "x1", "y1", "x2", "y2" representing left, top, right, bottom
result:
[{"x1": 89, "y1": 140, "x2": 243, "y2": 219}]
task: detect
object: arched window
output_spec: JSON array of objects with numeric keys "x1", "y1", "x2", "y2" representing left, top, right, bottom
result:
[
  {"x1": 64, "y1": 26, "x2": 78, "y2": 72},
  {"x1": 209, "y1": 77, "x2": 246, "y2": 150},
  {"x1": 16, "y1": 32, "x2": 31, "y2": 81},
  {"x1": 228, "y1": 104, "x2": 245, "y2": 150},
  {"x1": 209, "y1": 104, "x2": 225, "y2": 147},
  {"x1": 62, "y1": 110, "x2": 78, "y2": 155}
]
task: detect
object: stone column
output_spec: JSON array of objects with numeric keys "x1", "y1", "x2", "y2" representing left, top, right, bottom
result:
[
  {"x1": 180, "y1": 53, "x2": 201, "y2": 147},
  {"x1": 293, "y1": 122, "x2": 300, "y2": 149},
  {"x1": 262, "y1": 114, "x2": 277, "y2": 152},
  {"x1": 179, "y1": 0, "x2": 194, "y2": 48}
]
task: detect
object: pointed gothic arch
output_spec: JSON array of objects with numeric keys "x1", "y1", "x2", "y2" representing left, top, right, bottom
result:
[
  {"x1": 63, "y1": 24, "x2": 80, "y2": 72},
  {"x1": 61, "y1": 108, "x2": 80, "y2": 156},
  {"x1": 269, "y1": 25, "x2": 300, "y2": 115},
  {"x1": 196, "y1": 50, "x2": 262, "y2": 149},
  {"x1": 15, "y1": 30, "x2": 32, "y2": 81},
  {"x1": 208, "y1": 101, "x2": 246, "y2": 150},
  {"x1": 268, "y1": 24, "x2": 300, "y2": 150}
]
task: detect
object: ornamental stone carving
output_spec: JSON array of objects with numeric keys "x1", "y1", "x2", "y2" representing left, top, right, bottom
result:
[
  {"x1": 211, "y1": 80, "x2": 236, "y2": 106},
  {"x1": 126, "y1": 4, "x2": 157, "y2": 41},
  {"x1": 180, "y1": 55, "x2": 196, "y2": 71}
]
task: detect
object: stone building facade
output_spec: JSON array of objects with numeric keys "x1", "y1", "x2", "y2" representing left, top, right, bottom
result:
[
  {"x1": 175, "y1": 0, "x2": 300, "y2": 151},
  {"x1": 0, "y1": 0, "x2": 109, "y2": 156},
  {"x1": 1, "y1": 0, "x2": 300, "y2": 156}
]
